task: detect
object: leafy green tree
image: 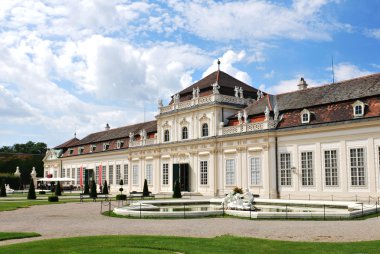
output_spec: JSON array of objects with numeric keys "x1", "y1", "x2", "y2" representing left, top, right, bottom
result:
[
  {"x1": 55, "y1": 181, "x2": 62, "y2": 196},
  {"x1": 27, "y1": 179, "x2": 36, "y2": 200},
  {"x1": 0, "y1": 180, "x2": 6, "y2": 197},
  {"x1": 143, "y1": 179, "x2": 149, "y2": 197},
  {"x1": 102, "y1": 180, "x2": 109, "y2": 194},
  {"x1": 173, "y1": 180, "x2": 182, "y2": 198},
  {"x1": 83, "y1": 180, "x2": 89, "y2": 195},
  {"x1": 90, "y1": 180, "x2": 97, "y2": 198}
]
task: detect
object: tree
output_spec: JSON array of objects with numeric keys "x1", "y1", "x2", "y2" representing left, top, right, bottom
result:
[
  {"x1": 90, "y1": 179, "x2": 97, "y2": 198},
  {"x1": 172, "y1": 180, "x2": 182, "y2": 198},
  {"x1": 102, "y1": 180, "x2": 109, "y2": 194},
  {"x1": 27, "y1": 179, "x2": 36, "y2": 200},
  {"x1": 55, "y1": 181, "x2": 62, "y2": 196},
  {"x1": 143, "y1": 179, "x2": 149, "y2": 197},
  {"x1": 83, "y1": 180, "x2": 89, "y2": 195},
  {"x1": 0, "y1": 180, "x2": 6, "y2": 197}
]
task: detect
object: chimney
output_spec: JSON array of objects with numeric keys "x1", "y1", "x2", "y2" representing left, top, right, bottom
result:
[
  {"x1": 105, "y1": 123, "x2": 110, "y2": 131},
  {"x1": 298, "y1": 77, "x2": 308, "y2": 90}
]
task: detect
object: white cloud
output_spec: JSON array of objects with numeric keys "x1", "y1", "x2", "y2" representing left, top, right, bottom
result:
[
  {"x1": 265, "y1": 76, "x2": 326, "y2": 94},
  {"x1": 168, "y1": 0, "x2": 342, "y2": 42},
  {"x1": 365, "y1": 28, "x2": 380, "y2": 40},
  {"x1": 202, "y1": 50, "x2": 252, "y2": 85},
  {"x1": 333, "y1": 63, "x2": 372, "y2": 81}
]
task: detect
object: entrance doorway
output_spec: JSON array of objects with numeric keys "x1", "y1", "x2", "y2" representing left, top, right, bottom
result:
[
  {"x1": 84, "y1": 169, "x2": 94, "y2": 185},
  {"x1": 172, "y1": 163, "x2": 189, "y2": 191}
]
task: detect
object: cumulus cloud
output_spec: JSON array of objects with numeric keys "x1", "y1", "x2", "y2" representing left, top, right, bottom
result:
[
  {"x1": 202, "y1": 50, "x2": 252, "y2": 85},
  {"x1": 333, "y1": 63, "x2": 373, "y2": 81},
  {"x1": 365, "y1": 28, "x2": 380, "y2": 40},
  {"x1": 168, "y1": 0, "x2": 343, "y2": 42}
]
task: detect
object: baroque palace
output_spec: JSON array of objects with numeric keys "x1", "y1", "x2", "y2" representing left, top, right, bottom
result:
[{"x1": 43, "y1": 67, "x2": 380, "y2": 199}]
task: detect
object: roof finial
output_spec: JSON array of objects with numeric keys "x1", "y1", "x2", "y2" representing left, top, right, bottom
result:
[
  {"x1": 74, "y1": 132, "x2": 76, "y2": 138},
  {"x1": 217, "y1": 59, "x2": 221, "y2": 71}
]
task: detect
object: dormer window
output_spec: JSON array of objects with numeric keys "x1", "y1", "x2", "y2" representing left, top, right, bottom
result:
[
  {"x1": 90, "y1": 145, "x2": 96, "y2": 152},
  {"x1": 78, "y1": 147, "x2": 84, "y2": 154},
  {"x1": 352, "y1": 100, "x2": 365, "y2": 118},
  {"x1": 68, "y1": 149, "x2": 74, "y2": 155},
  {"x1": 103, "y1": 143, "x2": 110, "y2": 151},
  {"x1": 116, "y1": 140, "x2": 124, "y2": 149},
  {"x1": 301, "y1": 109, "x2": 311, "y2": 124}
]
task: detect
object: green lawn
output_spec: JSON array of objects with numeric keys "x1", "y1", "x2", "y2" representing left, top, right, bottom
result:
[
  {"x1": 0, "y1": 235, "x2": 380, "y2": 254},
  {"x1": 0, "y1": 232, "x2": 40, "y2": 241}
]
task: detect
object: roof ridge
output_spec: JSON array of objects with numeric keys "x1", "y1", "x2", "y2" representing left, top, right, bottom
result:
[{"x1": 277, "y1": 72, "x2": 380, "y2": 97}]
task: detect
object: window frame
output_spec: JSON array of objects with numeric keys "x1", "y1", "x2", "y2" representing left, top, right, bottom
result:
[
  {"x1": 279, "y1": 152, "x2": 292, "y2": 186},
  {"x1": 200, "y1": 161, "x2": 208, "y2": 185},
  {"x1": 249, "y1": 157, "x2": 262, "y2": 186},
  {"x1": 300, "y1": 151, "x2": 314, "y2": 186},
  {"x1": 182, "y1": 126, "x2": 188, "y2": 140},
  {"x1": 349, "y1": 147, "x2": 366, "y2": 187},
  {"x1": 225, "y1": 159, "x2": 236, "y2": 186},
  {"x1": 201, "y1": 123, "x2": 209, "y2": 137},
  {"x1": 132, "y1": 165, "x2": 139, "y2": 186},
  {"x1": 162, "y1": 163, "x2": 169, "y2": 185},
  {"x1": 323, "y1": 149, "x2": 339, "y2": 187},
  {"x1": 146, "y1": 164, "x2": 153, "y2": 185},
  {"x1": 164, "y1": 130, "x2": 170, "y2": 142},
  {"x1": 300, "y1": 109, "x2": 310, "y2": 124}
]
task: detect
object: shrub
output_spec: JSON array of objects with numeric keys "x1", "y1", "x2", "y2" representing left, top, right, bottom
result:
[
  {"x1": 172, "y1": 180, "x2": 182, "y2": 198},
  {"x1": 233, "y1": 186, "x2": 243, "y2": 195},
  {"x1": 143, "y1": 179, "x2": 149, "y2": 197},
  {"x1": 119, "y1": 187, "x2": 123, "y2": 194},
  {"x1": 39, "y1": 191, "x2": 46, "y2": 195},
  {"x1": 119, "y1": 179, "x2": 124, "y2": 185},
  {"x1": 48, "y1": 196, "x2": 59, "y2": 202},
  {"x1": 55, "y1": 181, "x2": 62, "y2": 196},
  {"x1": 116, "y1": 194, "x2": 127, "y2": 201},
  {"x1": 102, "y1": 180, "x2": 109, "y2": 195},
  {"x1": 90, "y1": 179, "x2": 97, "y2": 198},
  {"x1": 27, "y1": 179, "x2": 36, "y2": 200},
  {"x1": 83, "y1": 180, "x2": 90, "y2": 195},
  {"x1": 0, "y1": 180, "x2": 6, "y2": 197}
]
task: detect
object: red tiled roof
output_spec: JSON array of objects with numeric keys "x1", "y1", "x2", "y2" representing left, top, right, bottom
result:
[{"x1": 54, "y1": 137, "x2": 79, "y2": 149}]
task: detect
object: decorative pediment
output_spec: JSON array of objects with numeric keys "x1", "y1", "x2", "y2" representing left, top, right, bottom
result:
[
  {"x1": 199, "y1": 113, "x2": 209, "y2": 123},
  {"x1": 179, "y1": 117, "x2": 189, "y2": 126},
  {"x1": 162, "y1": 120, "x2": 171, "y2": 129}
]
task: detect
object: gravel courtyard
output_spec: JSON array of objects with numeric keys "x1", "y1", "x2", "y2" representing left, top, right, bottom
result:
[{"x1": 1, "y1": 201, "x2": 380, "y2": 245}]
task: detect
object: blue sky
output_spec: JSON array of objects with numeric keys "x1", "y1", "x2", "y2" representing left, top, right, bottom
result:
[{"x1": 0, "y1": 0, "x2": 379, "y2": 148}]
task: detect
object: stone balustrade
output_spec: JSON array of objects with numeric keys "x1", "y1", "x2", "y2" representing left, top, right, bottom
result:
[
  {"x1": 221, "y1": 120, "x2": 278, "y2": 135},
  {"x1": 159, "y1": 94, "x2": 248, "y2": 114}
]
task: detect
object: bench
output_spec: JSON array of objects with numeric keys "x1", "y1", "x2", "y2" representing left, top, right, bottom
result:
[
  {"x1": 80, "y1": 193, "x2": 109, "y2": 202},
  {"x1": 128, "y1": 191, "x2": 155, "y2": 200}
]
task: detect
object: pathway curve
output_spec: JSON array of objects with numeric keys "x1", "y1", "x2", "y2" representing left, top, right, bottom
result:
[{"x1": 1, "y1": 202, "x2": 380, "y2": 246}]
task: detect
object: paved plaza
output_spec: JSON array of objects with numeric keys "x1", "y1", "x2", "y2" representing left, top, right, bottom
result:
[{"x1": 1, "y1": 201, "x2": 380, "y2": 246}]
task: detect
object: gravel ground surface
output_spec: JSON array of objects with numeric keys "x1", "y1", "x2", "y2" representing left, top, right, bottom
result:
[{"x1": 1, "y1": 201, "x2": 380, "y2": 246}]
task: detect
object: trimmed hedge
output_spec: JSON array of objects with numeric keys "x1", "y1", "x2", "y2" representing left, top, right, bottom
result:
[
  {"x1": 116, "y1": 194, "x2": 127, "y2": 201},
  {"x1": 48, "y1": 196, "x2": 59, "y2": 202},
  {"x1": 39, "y1": 191, "x2": 46, "y2": 195},
  {"x1": 27, "y1": 179, "x2": 36, "y2": 200}
]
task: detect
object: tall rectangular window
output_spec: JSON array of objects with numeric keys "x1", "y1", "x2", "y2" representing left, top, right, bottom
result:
[
  {"x1": 61, "y1": 168, "x2": 65, "y2": 178},
  {"x1": 132, "y1": 165, "x2": 139, "y2": 185},
  {"x1": 95, "y1": 166, "x2": 99, "y2": 182},
  {"x1": 116, "y1": 165, "x2": 121, "y2": 185},
  {"x1": 324, "y1": 150, "x2": 338, "y2": 186},
  {"x1": 280, "y1": 153, "x2": 292, "y2": 186},
  {"x1": 162, "y1": 163, "x2": 169, "y2": 185},
  {"x1": 200, "y1": 161, "x2": 208, "y2": 185},
  {"x1": 301, "y1": 151, "x2": 313, "y2": 186},
  {"x1": 67, "y1": 168, "x2": 70, "y2": 178},
  {"x1": 76, "y1": 168, "x2": 80, "y2": 184},
  {"x1": 72, "y1": 168, "x2": 75, "y2": 184},
  {"x1": 250, "y1": 157, "x2": 261, "y2": 185},
  {"x1": 225, "y1": 159, "x2": 235, "y2": 185},
  {"x1": 350, "y1": 148, "x2": 366, "y2": 186},
  {"x1": 109, "y1": 165, "x2": 114, "y2": 185},
  {"x1": 146, "y1": 164, "x2": 153, "y2": 185},
  {"x1": 102, "y1": 166, "x2": 106, "y2": 185},
  {"x1": 124, "y1": 164, "x2": 128, "y2": 185}
]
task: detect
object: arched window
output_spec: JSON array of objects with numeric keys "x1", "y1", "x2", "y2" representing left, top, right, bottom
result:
[
  {"x1": 202, "y1": 123, "x2": 209, "y2": 137},
  {"x1": 182, "y1": 127, "x2": 188, "y2": 140},
  {"x1": 164, "y1": 130, "x2": 170, "y2": 142}
]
